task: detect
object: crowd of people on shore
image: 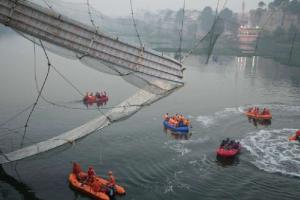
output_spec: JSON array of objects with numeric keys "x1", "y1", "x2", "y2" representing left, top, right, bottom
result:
[
  {"x1": 219, "y1": 138, "x2": 240, "y2": 150},
  {"x1": 164, "y1": 113, "x2": 190, "y2": 127},
  {"x1": 72, "y1": 163, "x2": 116, "y2": 197},
  {"x1": 247, "y1": 107, "x2": 270, "y2": 115}
]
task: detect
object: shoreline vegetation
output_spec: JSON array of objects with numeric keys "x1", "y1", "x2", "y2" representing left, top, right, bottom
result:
[{"x1": 1, "y1": 0, "x2": 299, "y2": 66}]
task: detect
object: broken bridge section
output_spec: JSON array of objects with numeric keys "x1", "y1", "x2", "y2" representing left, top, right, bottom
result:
[
  {"x1": 0, "y1": 0, "x2": 184, "y2": 92},
  {"x1": 0, "y1": 0, "x2": 185, "y2": 163}
]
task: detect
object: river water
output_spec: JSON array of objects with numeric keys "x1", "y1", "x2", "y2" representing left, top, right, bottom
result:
[{"x1": 0, "y1": 33, "x2": 300, "y2": 200}]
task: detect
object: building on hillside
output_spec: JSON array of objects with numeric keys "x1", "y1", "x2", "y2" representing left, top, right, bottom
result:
[{"x1": 237, "y1": 26, "x2": 261, "y2": 54}]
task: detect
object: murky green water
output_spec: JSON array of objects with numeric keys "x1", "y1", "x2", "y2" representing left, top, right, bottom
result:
[{"x1": 0, "y1": 33, "x2": 300, "y2": 200}]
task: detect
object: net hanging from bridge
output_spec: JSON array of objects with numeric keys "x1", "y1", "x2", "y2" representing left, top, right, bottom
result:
[{"x1": 0, "y1": 0, "x2": 185, "y2": 164}]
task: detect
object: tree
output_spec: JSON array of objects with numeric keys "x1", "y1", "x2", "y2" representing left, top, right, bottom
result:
[
  {"x1": 199, "y1": 6, "x2": 215, "y2": 32},
  {"x1": 268, "y1": 0, "x2": 289, "y2": 10},
  {"x1": 273, "y1": 26, "x2": 286, "y2": 41},
  {"x1": 258, "y1": 1, "x2": 266, "y2": 9}
]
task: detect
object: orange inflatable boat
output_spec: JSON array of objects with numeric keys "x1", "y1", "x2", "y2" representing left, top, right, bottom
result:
[
  {"x1": 69, "y1": 172, "x2": 125, "y2": 200},
  {"x1": 244, "y1": 111, "x2": 272, "y2": 120}
]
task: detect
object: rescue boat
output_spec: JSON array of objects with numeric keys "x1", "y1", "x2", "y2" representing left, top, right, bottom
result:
[
  {"x1": 83, "y1": 95, "x2": 109, "y2": 104},
  {"x1": 69, "y1": 173, "x2": 125, "y2": 200},
  {"x1": 244, "y1": 111, "x2": 272, "y2": 120},
  {"x1": 216, "y1": 145, "x2": 241, "y2": 157},
  {"x1": 163, "y1": 120, "x2": 189, "y2": 133},
  {"x1": 289, "y1": 135, "x2": 297, "y2": 141}
]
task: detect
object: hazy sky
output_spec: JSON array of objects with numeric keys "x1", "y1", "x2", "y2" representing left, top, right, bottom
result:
[{"x1": 67, "y1": 0, "x2": 272, "y2": 16}]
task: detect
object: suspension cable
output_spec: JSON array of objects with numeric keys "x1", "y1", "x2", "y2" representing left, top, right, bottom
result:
[
  {"x1": 177, "y1": 0, "x2": 185, "y2": 63},
  {"x1": 86, "y1": 0, "x2": 97, "y2": 29},
  {"x1": 41, "y1": 0, "x2": 54, "y2": 11},
  {"x1": 130, "y1": 0, "x2": 143, "y2": 48},
  {"x1": 181, "y1": 0, "x2": 228, "y2": 63},
  {"x1": 20, "y1": 40, "x2": 51, "y2": 147},
  {"x1": 0, "y1": 104, "x2": 34, "y2": 128}
]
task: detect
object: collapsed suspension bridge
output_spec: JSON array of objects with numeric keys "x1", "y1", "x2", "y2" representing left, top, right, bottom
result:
[{"x1": 0, "y1": 0, "x2": 184, "y2": 164}]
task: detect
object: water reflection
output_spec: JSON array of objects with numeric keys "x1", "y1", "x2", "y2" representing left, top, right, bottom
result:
[
  {"x1": 216, "y1": 155, "x2": 240, "y2": 167},
  {"x1": 0, "y1": 165, "x2": 41, "y2": 200},
  {"x1": 163, "y1": 128, "x2": 192, "y2": 140},
  {"x1": 247, "y1": 117, "x2": 272, "y2": 128},
  {"x1": 83, "y1": 100, "x2": 108, "y2": 108}
]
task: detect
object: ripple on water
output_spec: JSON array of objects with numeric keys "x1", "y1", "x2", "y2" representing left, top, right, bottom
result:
[
  {"x1": 241, "y1": 128, "x2": 300, "y2": 177},
  {"x1": 196, "y1": 107, "x2": 244, "y2": 127},
  {"x1": 164, "y1": 171, "x2": 191, "y2": 194},
  {"x1": 164, "y1": 136, "x2": 210, "y2": 156},
  {"x1": 195, "y1": 103, "x2": 300, "y2": 128}
]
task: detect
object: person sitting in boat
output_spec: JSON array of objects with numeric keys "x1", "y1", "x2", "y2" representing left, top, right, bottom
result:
[
  {"x1": 174, "y1": 114, "x2": 178, "y2": 121},
  {"x1": 106, "y1": 171, "x2": 116, "y2": 198},
  {"x1": 233, "y1": 141, "x2": 240, "y2": 149},
  {"x1": 73, "y1": 162, "x2": 83, "y2": 180},
  {"x1": 295, "y1": 130, "x2": 300, "y2": 141},
  {"x1": 220, "y1": 139, "x2": 227, "y2": 148},
  {"x1": 164, "y1": 113, "x2": 169, "y2": 121},
  {"x1": 170, "y1": 116, "x2": 178, "y2": 126},
  {"x1": 248, "y1": 107, "x2": 253, "y2": 113},
  {"x1": 87, "y1": 166, "x2": 96, "y2": 183},
  {"x1": 103, "y1": 91, "x2": 107, "y2": 97},
  {"x1": 95, "y1": 92, "x2": 100, "y2": 98},
  {"x1": 264, "y1": 108, "x2": 270, "y2": 115},
  {"x1": 107, "y1": 171, "x2": 116, "y2": 187},
  {"x1": 183, "y1": 119, "x2": 190, "y2": 127},
  {"x1": 72, "y1": 162, "x2": 89, "y2": 183},
  {"x1": 84, "y1": 92, "x2": 89, "y2": 101},
  {"x1": 225, "y1": 140, "x2": 235, "y2": 149},
  {"x1": 178, "y1": 115, "x2": 185, "y2": 127}
]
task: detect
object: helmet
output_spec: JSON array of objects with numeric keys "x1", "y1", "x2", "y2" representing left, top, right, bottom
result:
[{"x1": 108, "y1": 170, "x2": 113, "y2": 175}]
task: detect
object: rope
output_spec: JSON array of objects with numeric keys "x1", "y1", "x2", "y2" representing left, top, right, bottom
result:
[
  {"x1": 288, "y1": 32, "x2": 297, "y2": 64},
  {"x1": 130, "y1": 0, "x2": 143, "y2": 48},
  {"x1": 0, "y1": 126, "x2": 24, "y2": 138},
  {"x1": 32, "y1": 40, "x2": 150, "y2": 113},
  {"x1": 41, "y1": 0, "x2": 54, "y2": 11},
  {"x1": 0, "y1": 104, "x2": 34, "y2": 128},
  {"x1": 33, "y1": 41, "x2": 83, "y2": 97},
  {"x1": 177, "y1": 0, "x2": 185, "y2": 63},
  {"x1": 0, "y1": 148, "x2": 11, "y2": 162},
  {"x1": 20, "y1": 40, "x2": 51, "y2": 148},
  {"x1": 181, "y1": 0, "x2": 228, "y2": 63},
  {"x1": 86, "y1": 0, "x2": 97, "y2": 29}
]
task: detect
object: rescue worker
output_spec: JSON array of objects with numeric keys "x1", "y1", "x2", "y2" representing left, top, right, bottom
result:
[
  {"x1": 107, "y1": 171, "x2": 116, "y2": 198},
  {"x1": 295, "y1": 130, "x2": 300, "y2": 140},
  {"x1": 72, "y1": 162, "x2": 83, "y2": 181},
  {"x1": 164, "y1": 113, "x2": 169, "y2": 121},
  {"x1": 96, "y1": 92, "x2": 100, "y2": 98},
  {"x1": 87, "y1": 166, "x2": 96, "y2": 183},
  {"x1": 107, "y1": 171, "x2": 116, "y2": 187}
]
